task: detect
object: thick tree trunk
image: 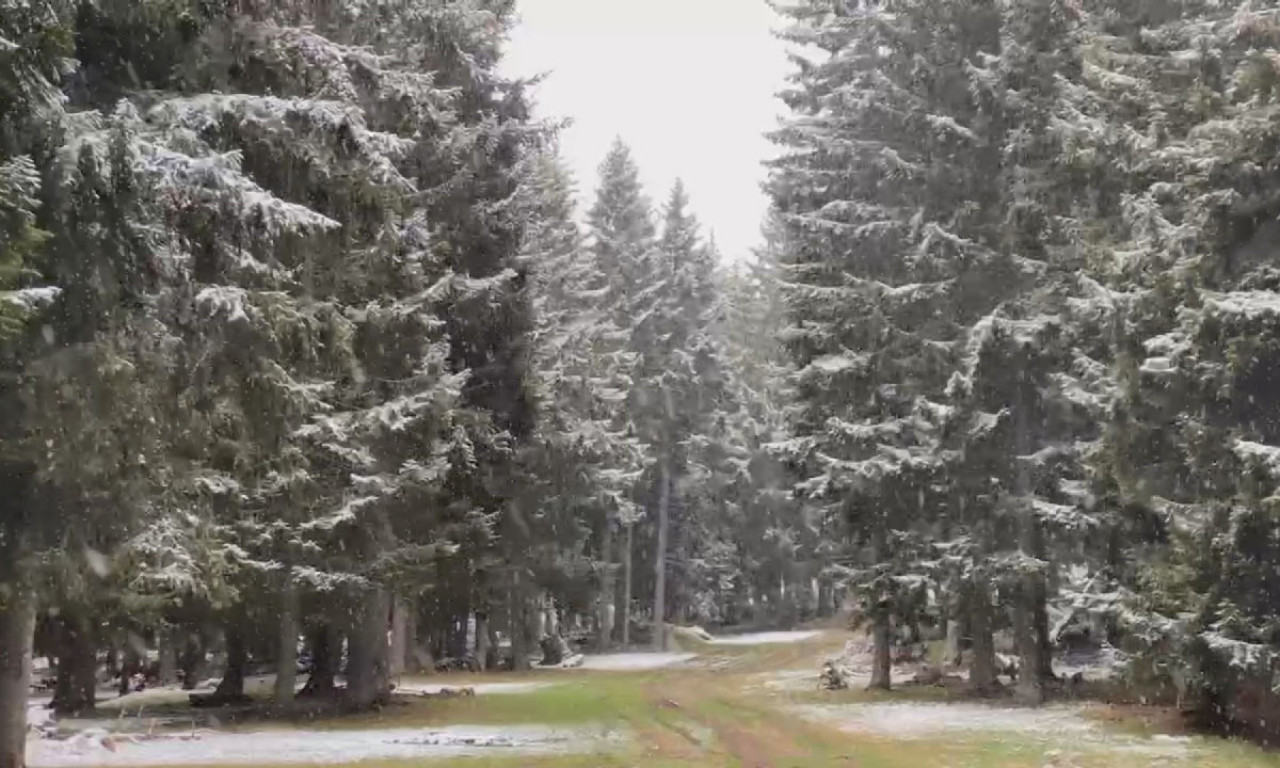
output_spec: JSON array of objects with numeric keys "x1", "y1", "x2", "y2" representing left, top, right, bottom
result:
[
  {"x1": 509, "y1": 569, "x2": 530, "y2": 672},
  {"x1": 345, "y1": 588, "x2": 391, "y2": 708},
  {"x1": 0, "y1": 585, "x2": 35, "y2": 768},
  {"x1": 298, "y1": 624, "x2": 338, "y2": 698},
  {"x1": 621, "y1": 523, "x2": 633, "y2": 648},
  {"x1": 868, "y1": 614, "x2": 891, "y2": 690},
  {"x1": 274, "y1": 572, "x2": 299, "y2": 704},
  {"x1": 118, "y1": 645, "x2": 141, "y2": 697},
  {"x1": 944, "y1": 617, "x2": 962, "y2": 668},
  {"x1": 388, "y1": 598, "x2": 408, "y2": 680},
  {"x1": 50, "y1": 614, "x2": 96, "y2": 715},
  {"x1": 178, "y1": 632, "x2": 204, "y2": 691},
  {"x1": 968, "y1": 579, "x2": 998, "y2": 694},
  {"x1": 157, "y1": 628, "x2": 178, "y2": 686},
  {"x1": 653, "y1": 456, "x2": 671, "y2": 652},
  {"x1": 1014, "y1": 584, "x2": 1044, "y2": 704},
  {"x1": 213, "y1": 626, "x2": 247, "y2": 701},
  {"x1": 598, "y1": 520, "x2": 615, "y2": 652}
]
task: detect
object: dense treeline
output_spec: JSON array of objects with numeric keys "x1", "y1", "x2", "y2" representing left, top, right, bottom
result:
[
  {"x1": 770, "y1": 0, "x2": 1280, "y2": 736},
  {"x1": 0, "y1": 2, "x2": 815, "y2": 767}
]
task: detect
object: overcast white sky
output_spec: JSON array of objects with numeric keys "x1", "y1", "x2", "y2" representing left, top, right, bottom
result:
[{"x1": 500, "y1": 0, "x2": 790, "y2": 261}]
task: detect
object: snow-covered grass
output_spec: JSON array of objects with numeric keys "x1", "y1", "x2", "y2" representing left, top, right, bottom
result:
[
  {"x1": 566, "y1": 653, "x2": 696, "y2": 671},
  {"x1": 708, "y1": 630, "x2": 822, "y2": 646},
  {"x1": 393, "y1": 681, "x2": 552, "y2": 696},
  {"x1": 26, "y1": 723, "x2": 625, "y2": 766}
]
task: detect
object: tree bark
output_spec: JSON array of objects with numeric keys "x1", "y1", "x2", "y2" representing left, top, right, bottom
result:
[
  {"x1": 1014, "y1": 584, "x2": 1044, "y2": 704},
  {"x1": 50, "y1": 614, "x2": 96, "y2": 715},
  {"x1": 968, "y1": 578, "x2": 998, "y2": 694},
  {"x1": 0, "y1": 584, "x2": 36, "y2": 768},
  {"x1": 213, "y1": 626, "x2": 247, "y2": 701},
  {"x1": 299, "y1": 624, "x2": 338, "y2": 698},
  {"x1": 621, "y1": 522, "x2": 633, "y2": 648},
  {"x1": 345, "y1": 589, "x2": 391, "y2": 708},
  {"x1": 178, "y1": 632, "x2": 204, "y2": 691},
  {"x1": 868, "y1": 610, "x2": 892, "y2": 690},
  {"x1": 509, "y1": 568, "x2": 530, "y2": 672},
  {"x1": 274, "y1": 571, "x2": 299, "y2": 704},
  {"x1": 389, "y1": 598, "x2": 408, "y2": 680},
  {"x1": 1013, "y1": 382, "x2": 1045, "y2": 705},
  {"x1": 598, "y1": 520, "x2": 615, "y2": 652},
  {"x1": 653, "y1": 455, "x2": 671, "y2": 652},
  {"x1": 157, "y1": 627, "x2": 177, "y2": 686},
  {"x1": 474, "y1": 613, "x2": 490, "y2": 672}
]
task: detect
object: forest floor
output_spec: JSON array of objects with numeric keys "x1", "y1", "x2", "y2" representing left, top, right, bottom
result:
[{"x1": 26, "y1": 629, "x2": 1280, "y2": 768}]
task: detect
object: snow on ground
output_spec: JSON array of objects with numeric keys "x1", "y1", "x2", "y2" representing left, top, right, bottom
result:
[
  {"x1": 793, "y1": 701, "x2": 1193, "y2": 757},
  {"x1": 567, "y1": 652, "x2": 697, "y2": 671},
  {"x1": 709, "y1": 630, "x2": 822, "y2": 646},
  {"x1": 394, "y1": 681, "x2": 552, "y2": 695},
  {"x1": 27, "y1": 724, "x2": 626, "y2": 767}
]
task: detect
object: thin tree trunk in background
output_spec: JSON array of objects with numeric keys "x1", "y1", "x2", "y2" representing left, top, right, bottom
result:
[
  {"x1": 652, "y1": 455, "x2": 671, "y2": 652},
  {"x1": 622, "y1": 523, "x2": 633, "y2": 648},
  {"x1": 274, "y1": 570, "x2": 298, "y2": 704},
  {"x1": 598, "y1": 520, "x2": 614, "y2": 652},
  {"x1": 0, "y1": 584, "x2": 35, "y2": 768},
  {"x1": 475, "y1": 613, "x2": 490, "y2": 672},
  {"x1": 968, "y1": 578, "x2": 998, "y2": 694}
]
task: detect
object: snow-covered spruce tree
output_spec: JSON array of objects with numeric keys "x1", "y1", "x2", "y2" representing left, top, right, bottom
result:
[
  {"x1": 29, "y1": 0, "x2": 547, "y2": 709},
  {"x1": 519, "y1": 148, "x2": 646, "y2": 655},
  {"x1": 1074, "y1": 0, "x2": 1280, "y2": 730},
  {"x1": 584, "y1": 139, "x2": 660, "y2": 644},
  {"x1": 0, "y1": 1, "x2": 75, "y2": 755},
  {"x1": 933, "y1": 0, "x2": 1122, "y2": 701},
  {"x1": 632, "y1": 180, "x2": 731, "y2": 645},
  {"x1": 768, "y1": 0, "x2": 1004, "y2": 690},
  {"x1": 712, "y1": 227, "x2": 814, "y2": 626}
]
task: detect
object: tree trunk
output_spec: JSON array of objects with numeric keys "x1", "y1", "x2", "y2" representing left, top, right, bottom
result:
[
  {"x1": 1013, "y1": 383, "x2": 1045, "y2": 705},
  {"x1": 178, "y1": 632, "x2": 204, "y2": 691},
  {"x1": 0, "y1": 585, "x2": 35, "y2": 768},
  {"x1": 653, "y1": 456, "x2": 671, "y2": 652},
  {"x1": 509, "y1": 568, "x2": 530, "y2": 672},
  {"x1": 50, "y1": 614, "x2": 95, "y2": 715},
  {"x1": 597, "y1": 520, "x2": 615, "y2": 652},
  {"x1": 868, "y1": 613, "x2": 891, "y2": 690},
  {"x1": 1014, "y1": 584, "x2": 1044, "y2": 704},
  {"x1": 944, "y1": 617, "x2": 962, "y2": 669},
  {"x1": 968, "y1": 579, "x2": 998, "y2": 694},
  {"x1": 157, "y1": 628, "x2": 178, "y2": 686},
  {"x1": 345, "y1": 588, "x2": 391, "y2": 708},
  {"x1": 299, "y1": 624, "x2": 338, "y2": 698},
  {"x1": 474, "y1": 613, "x2": 490, "y2": 672},
  {"x1": 118, "y1": 644, "x2": 141, "y2": 697},
  {"x1": 274, "y1": 571, "x2": 299, "y2": 704},
  {"x1": 213, "y1": 626, "x2": 247, "y2": 701},
  {"x1": 621, "y1": 523, "x2": 633, "y2": 648},
  {"x1": 389, "y1": 598, "x2": 408, "y2": 680}
]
